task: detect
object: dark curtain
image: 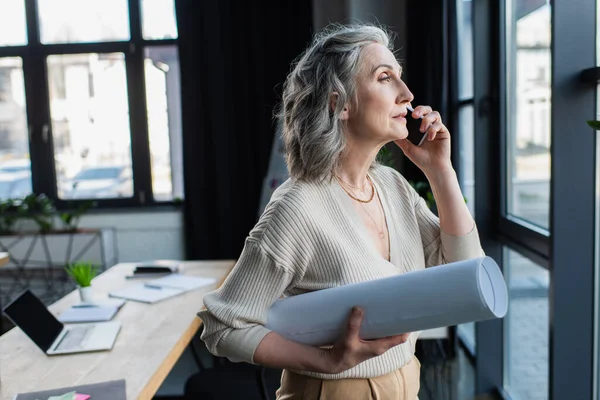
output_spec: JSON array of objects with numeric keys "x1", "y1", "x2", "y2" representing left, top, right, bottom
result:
[
  {"x1": 175, "y1": 0, "x2": 313, "y2": 260},
  {"x1": 403, "y1": 0, "x2": 450, "y2": 184}
]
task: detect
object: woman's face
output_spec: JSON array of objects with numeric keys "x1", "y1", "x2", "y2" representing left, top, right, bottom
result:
[{"x1": 343, "y1": 43, "x2": 414, "y2": 144}]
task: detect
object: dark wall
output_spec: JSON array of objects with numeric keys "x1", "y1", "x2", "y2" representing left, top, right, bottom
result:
[{"x1": 175, "y1": 0, "x2": 314, "y2": 260}]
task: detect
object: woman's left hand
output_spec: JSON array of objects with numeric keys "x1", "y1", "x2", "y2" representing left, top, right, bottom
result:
[{"x1": 394, "y1": 105, "x2": 452, "y2": 177}]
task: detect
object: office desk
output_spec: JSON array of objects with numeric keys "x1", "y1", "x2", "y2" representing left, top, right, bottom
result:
[
  {"x1": 0, "y1": 253, "x2": 8, "y2": 267},
  {"x1": 0, "y1": 259, "x2": 234, "y2": 400}
]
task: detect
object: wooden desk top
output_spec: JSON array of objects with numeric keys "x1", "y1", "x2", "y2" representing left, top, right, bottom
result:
[
  {"x1": 0, "y1": 259, "x2": 234, "y2": 400},
  {"x1": 0, "y1": 253, "x2": 8, "y2": 267}
]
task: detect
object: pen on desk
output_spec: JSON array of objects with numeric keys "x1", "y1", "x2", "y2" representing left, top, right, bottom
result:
[
  {"x1": 125, "y1": 273, "x2": 171, "y2": 279},
  {"x1": 144, "y1": 284, "x2": 164, "y2": 290}
]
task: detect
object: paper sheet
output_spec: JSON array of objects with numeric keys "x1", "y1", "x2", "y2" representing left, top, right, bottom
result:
[
  {"x1": 109, "y1": 284, "x2": 184, "y2": 303},
  {"x1": 57, "y1": 306, "x2": 118, "y2": 323},
  {"x1": 147, "y1": 274, "x2": 216, "y2": 291},
  {"x1": 266, "y1": 256, "x2": 507, "y2": 346}
]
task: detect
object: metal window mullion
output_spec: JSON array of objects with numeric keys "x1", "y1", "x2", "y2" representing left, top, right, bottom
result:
[
  {"x1": 457, "y1": 98, "x2": 475, "y2": 107},
  {"x1": 473, "y1": 0, "x2": 505, "y2": 394},
  {"x1": 22, "y1": 49, "x2": 57, "y2": 199},
  {"x1": 501, "y1": 0, "x2": 514, "y2": 221},
  {"x1": 141, "y1": 39, "x2": 178, "y2": 47},
  {"x1": 497, "y1": 217, "x2": 550, "y2": 265},
  {"x1": 128, "y1": 0, "x2": 143, "y2": 42},
  {"x1": 125, "y1": 45, "x2": 153, "y2": 206},
  {"x1": 38, "y1": 42, "x2": 130, "y2": 56},
  {"x1": 0, "y1": 47, "x2": 28, "y2": 57},
  {"x1": 22, "y1": 0, "x2": 58, "y2": 199},
  {"x1": 448, "y1": 0, "x2": 461, "y2": 178},
  {"x1": 550, "y1": 0, "x2": 597, "y2": 399}
]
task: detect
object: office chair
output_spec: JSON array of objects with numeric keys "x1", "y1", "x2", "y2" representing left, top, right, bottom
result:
[
  {"x1": 184, "y1": 360, "x2": 281, "y2": 400},
  {"x1": 185, "y1": 327, "x2": 281, "y2": 400}
]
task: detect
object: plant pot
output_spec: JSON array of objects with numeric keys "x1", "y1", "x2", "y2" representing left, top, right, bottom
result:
[{"x1": 78, "y1": 286, "x2": 95, "y2": 303}]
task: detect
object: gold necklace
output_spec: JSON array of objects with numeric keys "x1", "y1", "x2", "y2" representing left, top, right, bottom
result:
[
  {"x1": 360, "y1": 189, "x2": 390, "y2": 259},
  {"x1": 335, "y1": 175, "x2": 369, "y2": 192},
  {"x1": 360, "y1": 189, "x2": 387, "y2": 239},
  {"x1": 335, "y1": 174, "x2": 375, "y2": 203}
]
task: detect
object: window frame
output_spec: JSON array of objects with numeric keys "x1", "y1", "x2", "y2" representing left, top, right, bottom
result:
[
  {"x1": 471, "y1": 0, "x2": 598, "y2": 398},
  {"x1": 450, "y1": 0, "x2": 479, "y2": 357},
  {"x1": 498, "y1": 0, "x2": 551, "y2": 263},
  {"x1": 0, "y1": 0, "x2": 180, "y2": 209}
]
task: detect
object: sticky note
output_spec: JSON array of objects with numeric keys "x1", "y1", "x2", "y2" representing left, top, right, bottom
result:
[
  {"x1": 47, "y1": 392, "x2": 76, "y2": 400},
  {"x1": 75, "y1": 395, "x2": 91, "y2": 400}
]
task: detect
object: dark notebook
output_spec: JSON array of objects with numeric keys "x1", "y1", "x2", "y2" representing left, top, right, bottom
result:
[{"x1": 13, "y1": 379, "x2": 126, "y2": 400}]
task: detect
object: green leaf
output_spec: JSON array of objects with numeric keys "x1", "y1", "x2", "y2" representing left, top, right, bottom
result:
[
  {"x1": 60, "y1": 213, "x2": 72, "y2": 224},
  {"x1": 587, "y1": 120, "x2": 600, "y2": 130},
  {"x1": 65, "y1": 261, "x2": 98, "y2": 287}
]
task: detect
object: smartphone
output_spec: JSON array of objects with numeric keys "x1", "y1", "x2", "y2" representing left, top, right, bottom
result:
[{"x1": 405, "y1": 105, "x2": 428, "y2": 147}]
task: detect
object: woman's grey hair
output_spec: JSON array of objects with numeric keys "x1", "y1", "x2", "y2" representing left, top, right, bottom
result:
[{"x1": 277, "y1": 23, "x2": 394, "y2": 182}]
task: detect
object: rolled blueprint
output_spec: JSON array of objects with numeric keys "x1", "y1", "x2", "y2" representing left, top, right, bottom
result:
[{"x1": 266, "y1": 256, "x2": 507, "y2": 346}]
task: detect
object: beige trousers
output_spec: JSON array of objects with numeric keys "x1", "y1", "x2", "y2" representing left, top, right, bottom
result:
[{"x1": 276, "y1": 356, "x2": 421, "y2": 400}]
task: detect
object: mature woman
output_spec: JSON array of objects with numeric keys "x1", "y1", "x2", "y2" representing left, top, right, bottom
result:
[{"x1": 198, "y1": 23, "x2": 483, "y2": 399}]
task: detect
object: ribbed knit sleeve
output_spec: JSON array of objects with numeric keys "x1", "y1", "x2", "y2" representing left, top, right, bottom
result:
[
  {"x1": 413, "y1": 193, "x2": 484, "y2": 266},
  {"x1": 383, "y1": 167, "x2": 484, "y2": 267},
  {"x1": 197, "y1": 238, "x2": 294, "y2": 364}
]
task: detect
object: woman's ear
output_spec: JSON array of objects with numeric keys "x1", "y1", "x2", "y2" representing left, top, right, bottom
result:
[{"x1": 330, "y1": 92, "x2": 350, "y2": 120}]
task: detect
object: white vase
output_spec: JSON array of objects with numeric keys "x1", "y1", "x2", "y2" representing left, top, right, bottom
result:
[{"x1": 78, "y1": 286, "x2": 95, "y2": 303}]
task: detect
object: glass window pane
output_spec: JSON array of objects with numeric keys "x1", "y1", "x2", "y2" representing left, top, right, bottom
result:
[
  {"x1": 144, "y1": 46, "x2": 183, "y2": 201},
  {"x1": 457, "y1": 103, "x2": 476, "y2": 351},
  {"x1": 596, "y1": 83, "x2": 600, "y2": 400},
  {"x1": 506, "y1": 1, "x2": 551, "y2": 230},
  {"x1": 457, "y1": 322, "x2": 475, "y2": 351},
  {"x1": 595, "y1": 2, "x2": 600, "y2": 396},
  {"x1": 0, "y1": 0, "x2": 27, "y2": 46},
  {"x1": 504, "y1": 247, "x2": 549, "y2": 400},
  {"x1": 458, "y1": 105, "x2": 475, "y2": 217},
  {"x1": 0, "y1": 57, "x2": 31, "y2": 200},
  {"x1": 37, "y1": 0, "x2": 130, "y2": 44},
  {"x1": 47, "y1": 53, "x2": 134, "y2": 200},
  {"x1": 457, "y1": 0, "x2": 473, "y2": 100},
  {"x1": 141, "y1": 0, "x2": 178, "y2": 40}
]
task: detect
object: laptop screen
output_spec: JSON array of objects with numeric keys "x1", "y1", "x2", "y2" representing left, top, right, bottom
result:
[{"x1": 3, "y1": 289, "x2": 64, "y2": 352}]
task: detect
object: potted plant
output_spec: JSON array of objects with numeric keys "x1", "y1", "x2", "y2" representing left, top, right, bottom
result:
[
  {"x1": 20, "y1": 193, "x2": 56, "y2": 233},
  {"x1": 59, "y1": 200, "x2": 97, "y2": 232},
  {"x1": 65, "y1": 261, "x2": 99, "y2": 303}
]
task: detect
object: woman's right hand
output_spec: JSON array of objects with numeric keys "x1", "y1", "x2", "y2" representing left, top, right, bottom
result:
[{"x1": 320, "y1": 307, "x2": 411, "y2": 374}]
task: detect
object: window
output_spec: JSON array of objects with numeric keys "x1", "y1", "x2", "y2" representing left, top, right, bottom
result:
[
  {"x1": 0, "y1": 57, "x2": 31, "y2": 201},
  {"x1": 141, "y1": 0, "x2": 178, "y2": 40},
  {"x1": 471, "y1": 0, "x2": 596, "y2": 397},
  {"x1": 503, "y1": 247, "x2": 549, "y2": 400},
  {"x1": 506, "y1": 1, "x2": 551, "y2": 230},
  {"x1": 47, "y1": 53, "x2": 134, "y2": 200},
  {"x1": 455, "y1": 0, "x2": 477, "y2": 352},
  {"x1": 143, "y1": 46, "x2": 183, "y2": 201},
  {"x1": 0, "y1": 0, "x2": 27, "y2": 47},
  {"x1": 0, "y1": 0, "x2": 182, "y2": 207},
  {"x1": 37, "y1": 0, "x2": 130, "y2": 44}
]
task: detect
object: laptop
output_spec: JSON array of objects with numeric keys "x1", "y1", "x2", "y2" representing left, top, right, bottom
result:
[{"x1": 3, "y1": 289, "x2": 121, "y2": 355}]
